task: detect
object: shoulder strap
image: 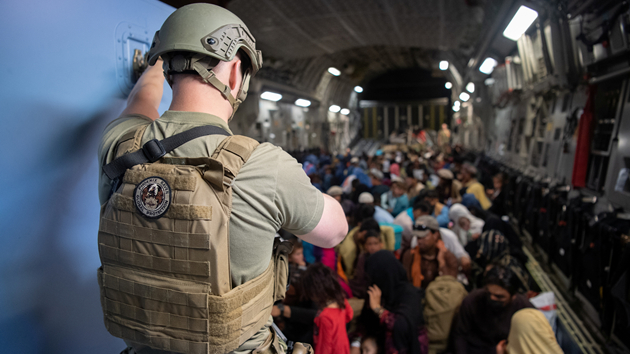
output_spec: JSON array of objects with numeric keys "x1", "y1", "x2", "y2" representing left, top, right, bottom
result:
[
  {"x1": 113, "y1": 124, "x2": 150, "y2": 159},
  {"x1": 103, "y1": 125, "x2": 231, "y2": 180},
  {"x1": 208, "y1": 135, "x2": 260, "y2": 214},
  {"x1": 212, "y1": 135, "x2": 260, "y2": 181}
]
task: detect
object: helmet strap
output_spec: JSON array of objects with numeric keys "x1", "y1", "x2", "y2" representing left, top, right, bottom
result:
[
  {"x1": 191, "y1": 56, "x2": 243, "y2": 122},
  {"x1": 162, "y1": 53, "x2": 246, "y2": 122}
]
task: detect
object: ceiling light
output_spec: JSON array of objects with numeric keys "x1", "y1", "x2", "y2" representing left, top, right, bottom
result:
[
  {"x1": 459, "y1": 92, "x2": 470, "y2": 102},
  {"x1": 261, "y1": 91, "x2": 282, "y2": 101},
  {"x1": 340, "y1": 108, "x2": 350, "y2": 115},
  {"x1": 453, "y1": 105, "x2": 460, "y2": 112},
  {"x1": 445, "y1": 82, "x2": 453, "y2": 89},
  {"x1": 295, "y1": 99, "x2": 311, "y2": 107},
  {"x1": 484, "y1": 78, "x2": 496, "y2": 86},
  {"x1": 354, "y1": 86, "x2": 363, "y2": 93},
  {"x1": 479, "y1": 57, "x2": 498, "y2": 75},
  {"x1": 329, "y1": 105, "x2": 341, "y2": 113},
  {"x1": 503, "y1": 6, "x2": 539, "y2": 41},
  {"x1": 466, "y1": 82, "x2": 475, "y2": 93},
  {"x1": 439, "y1": 61, "x2": 449, "y2": 71},
  {"x1": 453, "y1": 100, "x2": 461, "y2": 107},
  {"x1": 328, "y1": 67, "x2": 341, "y2": 76}
]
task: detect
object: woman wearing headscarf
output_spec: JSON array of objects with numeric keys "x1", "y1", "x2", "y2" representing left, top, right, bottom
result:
[
  {"x1": 465, "y1": 230, "x2": 531, "y2": 294},
  {"x1": 482, "y1": 216, "x2": 527, "y2": 265},
  {"x1": 449, "y1": 203, "x2": 485, "y2": 246},
  {"x1": 358, "y1": 250, "x2": 428, "y2": 354},
  {"x1": 496, "y1": 308, "x2": 563, "y2": 354}
]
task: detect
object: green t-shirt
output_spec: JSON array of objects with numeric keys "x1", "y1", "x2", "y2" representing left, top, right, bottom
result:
[
  {"x1": 98, "y1": 111, "x2": 324, "y2": 353},
  {"x1": 98, "y1": 110, "x2": 324, "y2": 286}
]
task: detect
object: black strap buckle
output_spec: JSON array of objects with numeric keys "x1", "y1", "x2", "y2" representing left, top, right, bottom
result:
[{"x1": 142, "y1": 139, "x2": 166, "y2": 162}]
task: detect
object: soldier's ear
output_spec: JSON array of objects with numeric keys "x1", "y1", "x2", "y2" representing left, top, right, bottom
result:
[{"x1": 228, "y1": 57, "x2": 242, "y2": 91}]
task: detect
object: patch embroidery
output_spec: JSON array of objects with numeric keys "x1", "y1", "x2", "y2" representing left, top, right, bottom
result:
[{"x1": 134, "y1": 176, "x2": 171, "y2": 219}]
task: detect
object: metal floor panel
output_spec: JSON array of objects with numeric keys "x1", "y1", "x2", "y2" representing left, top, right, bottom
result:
[{"x1": 524, "y1": 247, "x2": 604, "y2": 354}]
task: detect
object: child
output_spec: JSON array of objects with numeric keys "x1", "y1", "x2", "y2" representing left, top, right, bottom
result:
[
  {"x1": 289, "y1": 240, "x2": 307, "y2": 287},
  {"x1": 350, "y1": 230, "x2": 382, "y2": 298},
  {"x1": 301, "y1": 263, "x2": 354, "y2": 354}
]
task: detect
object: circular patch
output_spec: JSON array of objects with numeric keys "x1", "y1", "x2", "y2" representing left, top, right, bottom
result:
[{"x1": 134, "y1": 176, "x2": 171, "y2": 219}]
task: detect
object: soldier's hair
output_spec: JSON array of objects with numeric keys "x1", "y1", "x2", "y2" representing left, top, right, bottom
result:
[{"x1": 300, "y1": 263, "x2": 346, "y2": 309}]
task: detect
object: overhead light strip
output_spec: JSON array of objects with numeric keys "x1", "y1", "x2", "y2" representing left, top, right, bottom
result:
[{"x1": 503, "y1": 6, "x2": 538, "y2": 41}]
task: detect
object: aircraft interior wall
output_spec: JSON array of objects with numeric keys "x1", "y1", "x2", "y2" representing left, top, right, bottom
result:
[{"x1": 0, "y1": 1, "x2": 177, "y2": 352}]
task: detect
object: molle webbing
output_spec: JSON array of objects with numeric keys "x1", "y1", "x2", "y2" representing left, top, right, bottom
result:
[
  {"x1": 109, "y1": 193, "x2": 213, "y2": 220},
  {"x1": 98, "y1": 126, "x2": 269, "y2": 354},
  {"x1": 99, "y1": 261, "x2": 274, "y2": 354}
]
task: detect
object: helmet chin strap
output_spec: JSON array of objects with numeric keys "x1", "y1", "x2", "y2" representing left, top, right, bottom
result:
[
  {"x1": 163, "y1": 54, "x2": 246, "y2": 122},
  {"x1": 190, "y1": 56, "x2": 244, "y2": 122}
]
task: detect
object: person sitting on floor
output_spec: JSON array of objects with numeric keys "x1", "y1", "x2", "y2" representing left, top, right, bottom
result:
[
  {"x1": 449, "y1": 203, "x2": 485, "y2": 247},
  {"x1": 349, "y1": 230, "x2": 384, "y2": 299},
  {"x1": 357, "y1": 250, "x2": 428, "y2": 354},
  {"x1": 401, "y1": 216, "x2": 459, "y2": 289},
  {"x1": 422, "y1": 189, "x2": 450, "y2": 228},
  {"x1": 458, "y1": 163, "x2": 492, "y2": 210},
  {"x1": 396, "y1": 200, "x2": 471, "y2": 272},
  {"x1": 337, "y1": 216, "x2": 396, "y2": 279},
  {"x1": 453, "y1": 265, "x2": 534, "y2": 354},
  {"x1": 381, "y1": 176, "x2": 409, "y2": 217},
  {"x1": 358, "y1": 191, "x2": 394, "y2": 224},
  {"x1": 496, "y1": 308, "x2": 563, "y2": 354}
]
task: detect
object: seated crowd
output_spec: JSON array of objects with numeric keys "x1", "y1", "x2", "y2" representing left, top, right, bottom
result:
[{"x1": 274, "y1": 142, "x2": 563, "y2": 354}]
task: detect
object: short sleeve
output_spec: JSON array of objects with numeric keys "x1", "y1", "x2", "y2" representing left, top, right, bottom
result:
[
  {"x1": 97, "y1": 114, "x2": 152, "y2": 204},
  {"x1": 274, "y1": 150, "x2": 324, "y2": 235}
]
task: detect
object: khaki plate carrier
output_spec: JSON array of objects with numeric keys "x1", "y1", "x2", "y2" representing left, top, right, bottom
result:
[{"x1": 98, "y1": 125, "x2": 289, "y2": 354}]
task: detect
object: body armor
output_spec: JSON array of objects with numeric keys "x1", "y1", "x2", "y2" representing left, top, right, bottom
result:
[{"x1": 98, "y1": 125, "x2": 289, "y2": 354}]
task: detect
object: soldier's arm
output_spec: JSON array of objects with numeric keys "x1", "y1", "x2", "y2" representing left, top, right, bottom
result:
[
  {"x1": 296, "y1": 194, "x2": 348, "y2": 249},
  {"x1": 120, "y1": 59, "x2": 165, "y2": 120}
]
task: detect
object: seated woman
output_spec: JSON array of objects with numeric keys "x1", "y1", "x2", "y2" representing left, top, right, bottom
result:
[
  {"x1": 449, "y1": 203, "x2": 485, "y2": 246},
  {"x1": 453, "y1": 265, "x2": 534, "y2": 354},
  {"x1": 355, "y1": 250, "x2": 428, "y2": 354},
  {"x1": 465, "y1": 230, "x2": 531, "y2": 294},
  {"x1": 496, "y1": 308, "x2": 563, "y2": 354}
]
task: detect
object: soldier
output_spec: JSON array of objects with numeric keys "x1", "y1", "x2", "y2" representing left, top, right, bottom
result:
[{"x1": 97, "y1": 4, "x2": 347, "y2": 354}]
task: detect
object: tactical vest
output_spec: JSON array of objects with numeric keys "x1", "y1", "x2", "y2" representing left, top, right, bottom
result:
[{"x1": 98, "y1": 125, "x2": 289, "y2": 354}]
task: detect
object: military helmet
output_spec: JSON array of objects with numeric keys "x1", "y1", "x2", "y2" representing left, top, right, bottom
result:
[{"x1": 147, "y1": 3, "x2": 263, "y2": 119}]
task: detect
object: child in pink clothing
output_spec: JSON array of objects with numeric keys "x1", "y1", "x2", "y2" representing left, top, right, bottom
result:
[{"x1": 301, "y1": 263, "x2": 354, "y2": 354}]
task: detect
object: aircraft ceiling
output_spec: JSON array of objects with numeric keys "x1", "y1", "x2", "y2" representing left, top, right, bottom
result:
[{"x1": 160, "y1": 0, "x2": 505, "y2": 88}]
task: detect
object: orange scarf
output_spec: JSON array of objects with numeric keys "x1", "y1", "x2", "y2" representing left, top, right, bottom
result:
[{"x1": 410, "y1": 246, "x2": 424, "y2": 288}]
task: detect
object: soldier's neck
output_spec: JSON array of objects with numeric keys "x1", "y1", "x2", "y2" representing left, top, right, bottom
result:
[{"x1": 169, "y1": 78, "x2": 232, "y2": 124}]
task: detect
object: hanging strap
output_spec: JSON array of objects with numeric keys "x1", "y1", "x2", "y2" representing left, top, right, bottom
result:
[{"x1": 103, "y1": 125, "x2": 231, "y2": 180}]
